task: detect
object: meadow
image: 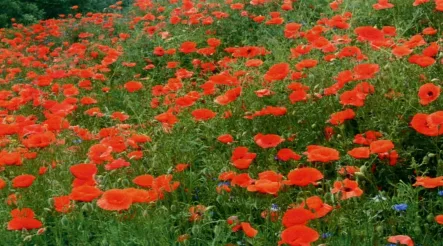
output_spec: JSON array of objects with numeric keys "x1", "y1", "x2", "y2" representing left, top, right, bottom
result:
[{"x1": 0, "y1": 0, "x2": 443, "y2": 245}]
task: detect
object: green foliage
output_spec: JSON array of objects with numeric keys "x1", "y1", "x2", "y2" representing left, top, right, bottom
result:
[
  {"x1": 0, "y1": 0, "x2": 131, "y2": 28},
  {"x1": 0, "y1": 0, "x2": 44, "y2": 28}
]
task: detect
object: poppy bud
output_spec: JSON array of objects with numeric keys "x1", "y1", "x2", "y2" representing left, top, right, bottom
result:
[
  {"x1": 61, "y1": 216, "x2": 69, "y2": 226},
  {"x1": 427, "y1": 153, "x2": 436, "y2": 158},
  {"x1": 359, "y1": 165, "x2": 367, "y2": 174},
  {"x1": 413, "y1": 226, "x2": 421, "y2": 234},
  {"x1": 375, "y1": 225, "x2": 383, "y2": 233},
  {"x1": 427, "y1": 213, "x2": 435, "y2": 222},
  {"x1": 23, "y1": 236, "x2": 33, "y2": 242},
  {"x1": 355, "y1": 172, "x2": 365, "y2": 178}
]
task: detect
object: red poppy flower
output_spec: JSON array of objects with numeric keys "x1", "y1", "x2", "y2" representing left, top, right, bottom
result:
[
  {"x1": 435, "y1": 215, "x2": 443, "y2": 225},
  {"x1": 264, "y1": 63, "x2": 290, "y2": 82},
  {"x1": 105, "y1": 158, "x2": 130, "y2": 170},
  {"x1": 282, "y1": 208, "x2": 316, "y2": 227},
  {"x1": 175, "y1": 163, "x2": 190, "y2": 172},
  {"x1": 305, "y1": 145, "x2": 340, "y2": 162},
  {"x1": 418, "y1": 83, "x2": 440, "y2": 105},
  {"x1": 54, "y1": 196, "x2": 73, "y2": 213},
  {"x1": 247, "y1": 179, "x2": 281, "y2": 195},
  {"x1": 217, "y1": 134, "x2": 234, "y2": 144},
  {"x1": 338, "y1": 166, "x2": 360, "y2": 176},
  {"x1": 124, "y1": 81, "x2": 143, "y2": 93},
  {"x1": 387, "y1": 235, "x2": 414, "y2": 246},
  {"x1": 231, "y1": 173, "x2": 254, "y2": 187},
  {"x1": 409, "y1": 55, "x2": 435, "y2": 67},
  {"x1": 12, "y1": 174, "x2": 36, "y2": 188},
  {"x1": 70, "y1": 163, "x2": 97, "y2": 180},
  {"x1": 69, "y1": 185, "x2": 102, "y2": 202},
  {"x1": 347, "y1": 147, "x2": 370, "y2": 159},
  {"x1": 0, "y1": 178, "x2": 6, "y2": 189},
  {"x1": 413, "y1": 176, "x2": 443, "y2": 188},
  {"x1": 240, "y1": 222, "x2": 258, "y2": 238},
  {"x1": 277, "y1": 148, "x2": 301, "y2": 161},
  {"x1": 369, "y1": 140, "x2": 394, "y2": 153},
  {"x1": 179, "y1": 41, "x2": 197, "y2": 54},
  {"x1": 331, "y1": 178, "x2": 363, "y2": 200},
  {"x1": 191, "y1": 109, "x2": 217, "y2": 121},
  {"x1": 133, "y1": 174, "x2": 154, "y2": 188},
  {"x1": 254, "y1": 133, "x2": 284, "y2": 148},
  {"x1": 284, "y1": 167, "x2": 323, "y2": 186},
  {"x1": 329, "y1": 109, "x2": 355, "y2": 125},
  {"x1": 97, "y1": 189, "x2": 133, "y2": 211},
  {"x1": 233, "y1": 158, "x2": 254, "y2": 170},
  {"x1": 354, "y1": 26, "x2": 385, "y2": 42},
  {"x1": 7, "y1": 208, "x2": 42, "y2": 231},
  {"x1": 373, "y1": 0, "x2": 394, "y2": 9},
  {"x1": 410, "y1": 113, "x2": 441, "y2": 136},
  {"x1": 280, "y1": 225, "x2": 319, "y2": 246},
  {"x1": 304, "y1": 196, "x2": 333, "y2": 218}
]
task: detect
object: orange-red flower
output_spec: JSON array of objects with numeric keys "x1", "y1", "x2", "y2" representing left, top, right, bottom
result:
[
  {"x1": 133, "y1": 174, "x2": 154, "y2": 188},
  {"x1": 69, "y1": 185, "x2": 102, "y2": 202},
  {"x1": 413, "y1": 176, "x2": 443, "y2": 188},
  {"x1": 12, "y1": 174, "x2": 36, "y2": 188},
  {"x1": 54, "y1": 196, "x2": 73, "y2": 213},
  {"x1": 97, "y1": 189, "x2": 133, "y2": 211},
  {"x1": 7, "y1": 208, "x2": 43, "y2": 231},
  {"x1": 280, "y1": 225, "x2": 319, "y2": 246},
  {"x1": 124, "y1": 81, "x2": 143, "y2": 93},
  {"x1": 217, "y1": 134, "x2": 234, "y2": 144},
  {"x1": 240, "y1": 222, "x2": 258, "y2": 238},
  {"x1": 418, "y1": 83, "x2": 440, "y2": 105},
  {"x1": 282, "y1": 208, "x2": 315, "y2": 227},
  {"x1": 331, "y1": 178, "x2": 363, "y2": 200},
  {"x1": 305, "y1": 145, "x2": 340, "y2": 162},
  {"x1": 387, "y1": 235, "x2": 414, "y2": 246},
  {"x1": 254, "y1": 133, "x2": 285, "y2": 148},
  {"x1": 264, "y1": 63, "x2": 290, "y2": 82},
  {"x1": 369, "y1": 140, "x2": 394, "y2": 153},
  {"x1": 284, "y1": 167, "x2": 323, "y2": 186},
  {"x1": 277, "y1": 148, "x2": 301, "y2": 161},
  {"x1": 347, "y1": 147, "x2": 370, "y2": 159},
  {"x1": 191, "y1": 108, "x2": 217, "y2": 121}
]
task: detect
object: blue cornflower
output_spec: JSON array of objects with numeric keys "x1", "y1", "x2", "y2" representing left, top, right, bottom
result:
[
  {"x1": 271, "y1": 204, "x2": 279, "y2": 212},
  {"x1": 321, "y1": 232, "x2": 332, "y2": 239},
  {"x1": 438, "y1": 190, "x2": 443, "y2": 196},
  {"x1": 72, "y1": 139, "x2": 82, "y2": 144},
  {"x1": 218, "y1": 181, "x2": 230, "y2": 187},
  {"x1": 393, "y1": 203, "x2": 408, "y2": 211}
]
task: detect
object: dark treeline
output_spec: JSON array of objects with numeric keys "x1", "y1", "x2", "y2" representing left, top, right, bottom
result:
[{"x1": 0, "y1": 0, "x2": 131, "y2": 28}]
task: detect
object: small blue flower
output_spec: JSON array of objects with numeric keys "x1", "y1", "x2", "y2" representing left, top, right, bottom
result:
[
  {"x1": 271, "y1": 204, "x2": 279, "y2": 212},
  {"x1": 393, "y1": 203, "x2": 408, "y2": 211},
  {"x1": 72, "y1": 139, "x2": 82, "y2": 144},
  {"x1": 438, "y1": 190, "x2": 443, "y2": 196},
  {"x1": 218, "y1": 181, "x2": 230, "y2": 187},
  {"x1": 321, "y1": 232, "x2": 332, "y2": 239}
]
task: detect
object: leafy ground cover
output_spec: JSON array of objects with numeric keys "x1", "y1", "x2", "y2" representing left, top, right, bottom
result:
[{"x1": 0, "y1": 0, "x2": 443, "y2": 245}]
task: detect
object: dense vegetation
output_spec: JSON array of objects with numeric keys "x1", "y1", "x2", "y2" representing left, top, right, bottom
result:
[
  {"x1": 0, "y1": 0, "x2": 129, "y2": 28},
  {"x1": 0, "y1": 0, "x2": 443, "y2": 245}
]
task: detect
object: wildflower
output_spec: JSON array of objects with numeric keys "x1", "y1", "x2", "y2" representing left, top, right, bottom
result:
[{"x1": 393, "y1": 203, "x2": 408, "y2": 211}]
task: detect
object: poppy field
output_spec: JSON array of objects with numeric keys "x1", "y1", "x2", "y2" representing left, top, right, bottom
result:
[{"x1": 1, "y1": 0, "x2": 443, "y2": 245}]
